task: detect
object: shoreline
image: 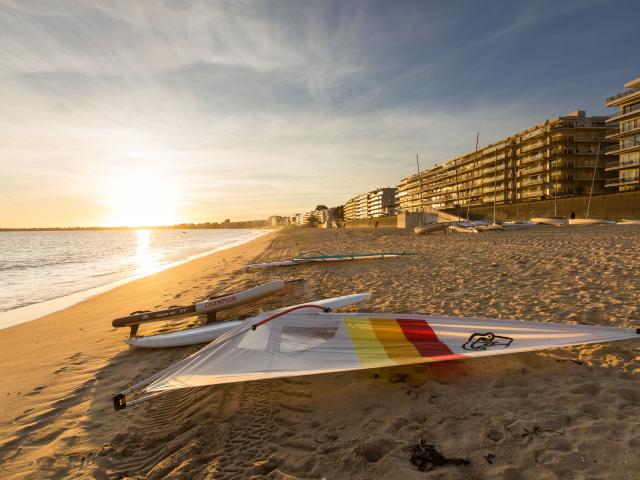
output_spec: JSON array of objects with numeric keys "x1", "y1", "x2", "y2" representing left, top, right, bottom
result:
[
  {"x1": 0, "y1": 229, "x2": 270, "y2": 330},
  {"x1": 0, "y1": 230, "x2": 275, "y2": 424}
]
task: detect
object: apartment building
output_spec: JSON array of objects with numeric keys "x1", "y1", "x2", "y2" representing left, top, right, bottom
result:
[
  {"x1": 344, "y1": 187, "x2": 396, "y2": 220},
  {"x1": 604, "y1": 75, "x2": 640, "y2": 191},
  {"x1": 396, "y1": 111, "x2": 612, "y2": 213}
]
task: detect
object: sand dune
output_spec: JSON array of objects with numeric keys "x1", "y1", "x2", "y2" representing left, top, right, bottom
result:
[{"x1": 0, "y1": 226, "x2": 638, "y2": 479}]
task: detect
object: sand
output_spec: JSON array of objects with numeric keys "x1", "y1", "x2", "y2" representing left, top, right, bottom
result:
[{"x1": 0, "y1": 226, "x2": 638, "y2": 479}]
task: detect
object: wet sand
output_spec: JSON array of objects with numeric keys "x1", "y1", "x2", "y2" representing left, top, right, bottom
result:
[{"x1": 0, "y1": 226, "x2": 638, "y2": 479}]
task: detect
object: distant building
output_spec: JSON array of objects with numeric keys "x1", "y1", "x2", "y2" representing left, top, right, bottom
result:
[
  {"x1": 604, "y1": 75, "x2": 640, "y2": 191},
  {"x1": 315, "y1": 208, "x2": 329, "y2": 224},
  {"x1": 344, "y1": 187, "x2": 396, "y2": 220},
  {"x1": 396, "y1": 111, "x2": 613, "y2": 213},
  {"x1": 267, "y1": 215, "x2": 290, "y2": 227}
]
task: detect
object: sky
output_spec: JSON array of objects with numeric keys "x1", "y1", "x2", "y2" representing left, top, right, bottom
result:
[{"x1": 0, "y1": 0, "x2": 639, "y2": 227}]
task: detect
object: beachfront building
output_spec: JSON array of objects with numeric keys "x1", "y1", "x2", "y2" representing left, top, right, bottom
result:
[
  {"x1": 344, "y1": 187, "x2": 396, "y2": 220},
  {"x1": 344, "y1": 197, "x2": 356, "y2": 221},
  {"x1": 267, "y1": 215, "x2": 290, "y2": 227},
  {"x1": 396, "y1": 111, "x2": 612, "y2": 213},
  {"x1": 604, "y1": 75, "x2": 640, "y2": 191}
]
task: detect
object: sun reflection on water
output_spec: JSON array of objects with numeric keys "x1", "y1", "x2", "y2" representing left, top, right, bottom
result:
[{"x1": 134, "y1": 230, "x2": 161, "y2": 274}]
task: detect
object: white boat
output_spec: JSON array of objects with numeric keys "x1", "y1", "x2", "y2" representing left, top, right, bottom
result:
[
  {"x1": 416, "y1": 222, "x2": 448, "y2": 235},
  {"x1": 448, "y1": 224, "x2": 479, "y2": 234},
  {"x1": 476, "y1": 223, "x2": 503, "y2": 231},
  {"x1": 567, "y1": 218, "x2": 608, "y2": 226},
  {"x1": 125, "y1": 293, "x2": 370, "y2": 348},
  {"x1": 425, "y1": 223, "x2": 448, "y2": 234},
  {"x1": 531, "y1": 217, "x2": 567, "y2": 226},
  {"x1": 500, "y1": 221, "x2": 537, "y2": 230}
]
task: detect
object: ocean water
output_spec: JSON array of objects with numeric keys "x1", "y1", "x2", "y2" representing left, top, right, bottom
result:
[{"x1": 0, "y1": 229, "x2": 267, "y2": 328}]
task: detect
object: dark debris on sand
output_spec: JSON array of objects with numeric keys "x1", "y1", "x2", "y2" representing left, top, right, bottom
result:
[{"x1": 408, "y1": 438, "x2": 470, "y2": 472}]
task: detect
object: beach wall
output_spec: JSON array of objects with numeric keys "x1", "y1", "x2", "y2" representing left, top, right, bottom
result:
[
  {"x1": 449, "y1": 191, "x2": 640, "y2": 221},
  {"x1": 344, "y1": 215, "x2": 397, "y2": 228}
]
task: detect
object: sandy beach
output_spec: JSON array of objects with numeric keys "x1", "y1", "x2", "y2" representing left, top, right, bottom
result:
[{"x1": 0, "y1": 226, "x2": 638, "y2": 479}]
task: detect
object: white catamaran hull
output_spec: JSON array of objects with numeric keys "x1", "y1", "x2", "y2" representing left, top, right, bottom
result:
[
  {"x1": 531, "y1": 217, "x2": 567, "y2": 226},
  {"x1": 567, "y1": 218, "x2": 609, "y2": 226},
  {"x1": 500, "y1": 221, "x2": 537, "y2": 230},
  {"x1": 125, "y1": 293, "x2": 370, "y2": 348},
  {"x1": 448, "y1": 225, "x2": 479, "y2": 234}
]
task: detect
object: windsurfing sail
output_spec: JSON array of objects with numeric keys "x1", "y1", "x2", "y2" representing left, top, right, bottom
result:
[
  {"x1": 246, "y1": 251, "x2": 415, "y2": 269},
  {"x1": 113, "y1": 311, "x2": 638, "y2": 409}
]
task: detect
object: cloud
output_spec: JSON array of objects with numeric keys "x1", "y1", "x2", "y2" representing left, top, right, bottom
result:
[{"x1": 1, "y1": 0, "x2": 638, "y2": 226}]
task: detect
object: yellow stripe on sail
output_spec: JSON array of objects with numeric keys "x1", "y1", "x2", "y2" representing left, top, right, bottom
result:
[
  {"x1": 344, "y1": 317, "x2": 390, "y2": 366},
  {"x1": 369, "y1": 318, "x2": 423, "y2": 364}
]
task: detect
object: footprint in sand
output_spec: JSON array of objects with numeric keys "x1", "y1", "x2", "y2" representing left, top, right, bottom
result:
[{"x1": 26, "y1": 385, "x2": 46, "y2": 397}]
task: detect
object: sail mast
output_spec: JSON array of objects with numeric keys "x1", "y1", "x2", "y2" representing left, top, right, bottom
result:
[
  {"x1": 493, "y1": 146, "x2": 498, "y2": 224},
  {"x1": 553, "y1": 147, "x2": 559, "y2": 216},
  {"x1": 416, "y1": 154, "x2": 424, "y2": 224},
  {"x1": 466, "y1": 132, "x2": 479, "y2": 220},
  {"x1": 586, "y1": 142, "x2": 601, "y2": 220}
]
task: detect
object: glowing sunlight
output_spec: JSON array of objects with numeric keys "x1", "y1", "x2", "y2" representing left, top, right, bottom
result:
[{"x1": 104, "y1": 170, "x2": 181, "y2": 227}]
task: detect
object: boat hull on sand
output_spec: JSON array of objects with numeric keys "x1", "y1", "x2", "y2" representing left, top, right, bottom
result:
[
  {"x1": 476, "y1": 223, "x2": 503, "y2": 231},
  {"x1": 112, "y1": 280, "x2": 285, "y2": 330},
  {"x1": 567, "y1": 218, "x2": 610, "y2": 226},
  {"x1": 531, "y1": 217, "x2": 567, "y2": 226},
  {"x1": 125, "y1": 293, "x2": 370, "y2": 348},
  {"x1": 246, "y1": 253, "x2": 413, "y2": 269},
  {"x1": 618, "y1": 219, "x2": 640, "y2": 225},
  {"x1": 415, "y1": 223, "x2": 447, "y2": 235},
  {"x1": 448, "y1": 225, "x2": 479, "y2": 234},
  {"x1": 500, "y1": 221, "x2": 537, "y2": 230}
]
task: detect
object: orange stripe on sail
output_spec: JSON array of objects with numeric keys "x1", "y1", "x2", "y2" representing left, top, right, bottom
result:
[{"x1": 369, "y1": 318, "x2": 423, "y2": 364}]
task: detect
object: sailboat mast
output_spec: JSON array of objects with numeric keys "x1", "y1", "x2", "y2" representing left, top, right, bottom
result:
[
  {"x1": 553, "y1": 148, "x2": 559, "y2": 216},
  {"x1": 416, "y1": 154, "x2": 424, "y2": 224},
  {"x1": 466, "y1": 132, "x2": 479, "y2": 220},
  {"x1": 513, "y1": 155, "x2": 519, "y2": 220},
  {"x1": 455, "y1": 158, "x2": 460, "y2": 220},
  {"x1": 493, "y1": 146, "x2": 498, "y2": 224},
  {"x1": 586, "y1": 142, "x2": 601, "y2": 220}
]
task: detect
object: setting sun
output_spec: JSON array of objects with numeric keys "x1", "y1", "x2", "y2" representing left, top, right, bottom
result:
[{"x1": 104, "y1": 171, "x2": 181, "y2": 226}]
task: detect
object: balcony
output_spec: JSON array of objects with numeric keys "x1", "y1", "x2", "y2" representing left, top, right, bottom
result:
[
  {"x1": 519, "y1": 142, "x2": 545, "y2": 153},
  {"x1": 520, "y1": 164, "x2": 545, "y2": 175},
  {"x1": 520, "y1": 189, "x2": 544, "y2": 199},
  {"x1": 605, "y1": 159, "x2": 640, "y2": 171},
  {"x1": 607, "y1": 124, "x2": 640, "y2": 140},
  {"x1": 606, "y1": 103, "x2": 640, "y2": 122},
  {"x1": 606, "y1": 139, "x2": 640, "y2": 155},
  {"x1": 550, "y1": 122, "x2": 575, "y2": 130},
  {"x1": 605, "y1": 88, "x2": 640, "y2": 107},
  {"x1": 520, "y1": 177, "x2": 546, "y2": 187},
  {"x1": 605, "y1": 176, "x2": 640, "y2": 187}
]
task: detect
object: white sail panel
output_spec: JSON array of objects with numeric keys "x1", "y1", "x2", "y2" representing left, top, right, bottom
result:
[{"x1": 135, "y1": 313, "x2": 637, "y2": 396}]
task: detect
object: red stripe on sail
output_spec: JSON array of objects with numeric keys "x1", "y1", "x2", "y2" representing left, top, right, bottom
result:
[{"x1": 397, "y1": 319, "x2": 466, "y2": 360}]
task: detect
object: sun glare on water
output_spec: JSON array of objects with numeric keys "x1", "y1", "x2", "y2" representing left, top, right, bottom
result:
[{"x1": 105, "y1": 171, "x2": 181, "y2": 227}]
